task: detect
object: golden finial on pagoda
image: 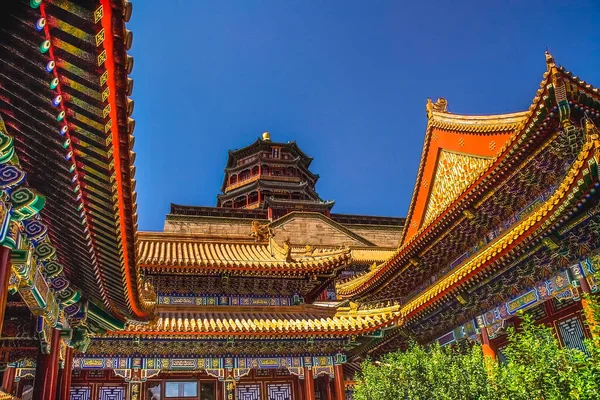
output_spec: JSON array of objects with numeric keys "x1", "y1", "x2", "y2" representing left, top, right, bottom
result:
[{"x1": 262, "y1": 131, "x2": 271, "y2": 141}]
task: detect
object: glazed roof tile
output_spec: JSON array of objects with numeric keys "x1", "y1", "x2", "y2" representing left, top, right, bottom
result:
[
  {"x1": 336, "y1": 60, "x2": 600, "y2": 299},
  {"x1": 137, "y1": 232, "x2": 351, "y2": 274},
  {"x1": 112, "y1": 304, "x2": 401, "y2": 336}
]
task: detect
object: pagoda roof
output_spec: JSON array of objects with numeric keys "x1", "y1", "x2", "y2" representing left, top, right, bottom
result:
[
  {"x1": 401, "y1": 102, "x2": 528, "y2": 243},
  {"x1": 108, "y1": 304, "x2": 402, "y2": 337},
  {"x1": 220, "y1": 154, "x2": 320, "y2": 194},
  {"x1": 263, "y1": 197, "x2": 335, "y2": 210},
  {"x1": 219, "y1": 179, "x2": 315, "y2": 199},
  {"x1": 225, "y1": 138, "x2": 314, "y2": 169},
  {"x1": 137, "y1": 232, "x2": 352, "y2": 275},
  {"x1": 0, "y1": 1, "x2": 147, "y2": 319},
  {"x1": 336, "y1": 56, "x2": 600, "y2": 300},
  {"x1": 225, "y1": 155, "x2": 303, "y2": 173}
]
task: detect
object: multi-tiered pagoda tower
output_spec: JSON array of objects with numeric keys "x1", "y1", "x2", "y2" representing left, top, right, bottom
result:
[
  {"x1": 217, "y1": 132, "x2": 334, "y2": 220},
  {"x1": 0, "y1": 2, "x2": 599, "y2": 400}
]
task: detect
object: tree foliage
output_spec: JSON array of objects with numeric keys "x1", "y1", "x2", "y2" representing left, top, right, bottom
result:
[{"x1": 354, "y1": 298, "x2": 600, "y2": 400}]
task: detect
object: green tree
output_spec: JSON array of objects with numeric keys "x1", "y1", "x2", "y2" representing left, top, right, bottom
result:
[
  {"x1": 354, "y1": 342, "x2": 499, "y2": 400},
  {"x1": 354, "y1": 301, "x2": 600, "y2": 400}
]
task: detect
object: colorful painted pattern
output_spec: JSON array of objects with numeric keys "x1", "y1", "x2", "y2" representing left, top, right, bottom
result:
[{"x1": 422, "y1": 150, "x2": 492, "y2": 227}]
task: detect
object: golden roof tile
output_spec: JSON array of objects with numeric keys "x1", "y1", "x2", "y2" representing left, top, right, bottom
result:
[
  {"x1": 137, "y1": 232, "x2": 351, "y2": 274},
  {"x1": 108, "y1": 304, "x2": 402, "y2": 337}
]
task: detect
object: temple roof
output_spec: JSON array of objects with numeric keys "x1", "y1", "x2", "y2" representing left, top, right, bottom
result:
[
  {"x1": 137, "y1": 232, "x2": 351, "y2": 275},
  {"x1": 225, "y1": 137, "x2": 314, "y2": 168},
  {"x1": 336, "y1": 57, "x2": 600, "y2": 300},
  {"x1": 0, "y1": 0, "x2": 147, "y2": 319},
  {"x1": 401, "y1": 101, "x2": 528, "y2": 243},
  {"x1": 110, "y1": 304, "x2": 402, "y2": 337}
]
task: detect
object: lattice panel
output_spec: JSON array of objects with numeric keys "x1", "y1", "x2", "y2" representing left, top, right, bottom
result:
[
  {"x1": 558, "y1": 316, "x2": 588, "y2": 354},
  {"x1": 70, "y1": 387, "x2": 91, "y2": 400},
  {"x1": 88, "y1": 370, "x2": 105, "y2": 379},
  {"x1": 237, "y1": 384, "x2": 261, "y2": 400},
  {"x1": 552, "y1": 296, "x2": 575, "y2": 312},
  {"x1": 99, "y1": 386, "x2": 126, "y2": 400},
  {"x1": 255, "y1": 369, "x2": 271, "y2": 377},
  {"x1": 525, "y1": 303, "x2": 547, "y2": 320},
  {"x1": 268, "y1": 383, "x2": 292, "y2": 400}
]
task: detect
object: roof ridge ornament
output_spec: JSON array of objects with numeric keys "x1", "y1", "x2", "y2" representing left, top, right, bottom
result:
[
  {"x1": 585, "y1": 118, "x2": 599, "y2": 142},
  {"x1": 426, "y1": 98, "x2": 448, "y2": 119},
  {"x1": 545, "y1": 50, "x2": 556, "y2": 72}
]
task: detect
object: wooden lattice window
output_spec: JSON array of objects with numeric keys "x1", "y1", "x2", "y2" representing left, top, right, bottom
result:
[
  {"x1": 268, "y1": 383, "x2": 292, "y2": 400},
  {"x1": 237, "y1": 384, "x2": 261, "y2": 400}
]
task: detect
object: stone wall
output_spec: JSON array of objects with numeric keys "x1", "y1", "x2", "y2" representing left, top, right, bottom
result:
[
  {"x1": 341, "y1": 225, "x2": 402, "y2": 247},
  {"x1": 164, "y1": 215, "x2": 260, "y2": 238}
]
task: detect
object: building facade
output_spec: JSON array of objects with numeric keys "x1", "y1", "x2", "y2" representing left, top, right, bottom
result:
[{"x1": 0, "y1": 1, "x2": 599, "y2": 400}]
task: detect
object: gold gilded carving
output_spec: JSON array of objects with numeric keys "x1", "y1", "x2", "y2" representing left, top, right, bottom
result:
[
  {"x1": 422, "y1": 150, "x2": 492, "y2": 227},
  {"x1": 426, "y1": 98, "x2": 448, "y2": 118},
  {"x1": 250, "y1": 220, "x2": 273, "y2": 242},
  {"x1": 282, "y1": 239, "x2": 293, "y2": 262}
]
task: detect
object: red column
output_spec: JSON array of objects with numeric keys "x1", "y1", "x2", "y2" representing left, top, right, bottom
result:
[
  {"x1": 57, "y1": 347, "x2": 73, "y2": 400},
  {"x1": 0, "y1": 246, "x2": 12, "y2": 335},
  {"x1": 33, "y1": 328, "x2": 61, "y2": 400},
  {"x1": 333, "y1": 365, "x2": 345, "y2": 400},
  {"x1": 324, "y1": 375, "x2": 333, "y2": 400},
  {"x1": 480, "y1": 326, "x2": 496, "y2": 359},
  {"x1": 303, "y1": 367, "x2": 315, "y2": 400},
  {"x1": 2, "y1": 366, "x2": 15, "y2": 394}
]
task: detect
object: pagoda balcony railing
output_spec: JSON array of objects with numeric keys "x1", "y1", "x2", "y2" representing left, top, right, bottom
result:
[
  {"x1": 225, "y1": 174, "x2": 302, "y2": 192},
  {"x1": 359, "y1": 186, "x2": 556, "y2": 308}
]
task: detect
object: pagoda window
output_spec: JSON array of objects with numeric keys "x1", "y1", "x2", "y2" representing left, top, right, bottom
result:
[
  {"x1": 229, "y1": 174, "x2": 238, "y2": 185},
  {"x1": 165, "y1": 381, "x2": 198, "y2": 398},
  {"x1": 222, "y1": 200, "x2": 233, "y2": 208},
  {"x1": 239, "y1": 169, "x2": 250, "y2": 181},
  {"x1": 272, "y1": 147, "x2": 280, "y2": 159},
  {"x1": 251, "y1": 165, "x2": 259, "y2": 176},
  {"x1": 262, "y1": 165, "x2": 270, "y2": 176},
  {"x1": 272, "y1": 169, "x2": 282, "y2": 176},
  {"x1": 234, "y1": 196, "x2": 246, "y2": 208},
  {"x1": 248, "y1": 191, "x2": 259, "y2": 204}
]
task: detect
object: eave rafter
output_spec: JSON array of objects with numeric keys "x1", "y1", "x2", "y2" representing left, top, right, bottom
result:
[{"x1": 0, "y1": 0, "x2": 149, "y2": 321}]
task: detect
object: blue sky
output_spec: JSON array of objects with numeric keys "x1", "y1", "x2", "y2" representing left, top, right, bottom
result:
[{"x1": 129, "y1": 0, "x2": 600, "y2": 231}]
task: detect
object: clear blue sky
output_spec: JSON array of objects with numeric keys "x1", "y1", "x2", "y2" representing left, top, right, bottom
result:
[{"x1": 129, "y1": 0, "x2": 600, "y2": 231}]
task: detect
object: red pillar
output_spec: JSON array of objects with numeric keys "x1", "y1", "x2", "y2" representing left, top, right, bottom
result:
[
  {"x1": 33, "y1": 328, "x2": 61, "y2": 400},
  {"x1": 2, "y1": 366, "x2": 15, "y2": 394},
  {"x1": 324, "y1": 375, "x2": 333, "y2": 400},
  {"x1": 480, "y1": 326, "x2": 496, "y2": 359},
  {"x1": 0, "y1": 246, "x2": 12, "y2": 335},
  {"x1": 303, "y1": 367, "x2": 315, "y2": 400},
  {"x1": 333, "y1": 365, "x2": 345, "y2": 400},
  {"x1": 57, "y1": 347, "x2": 73, "y2": 400}
]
